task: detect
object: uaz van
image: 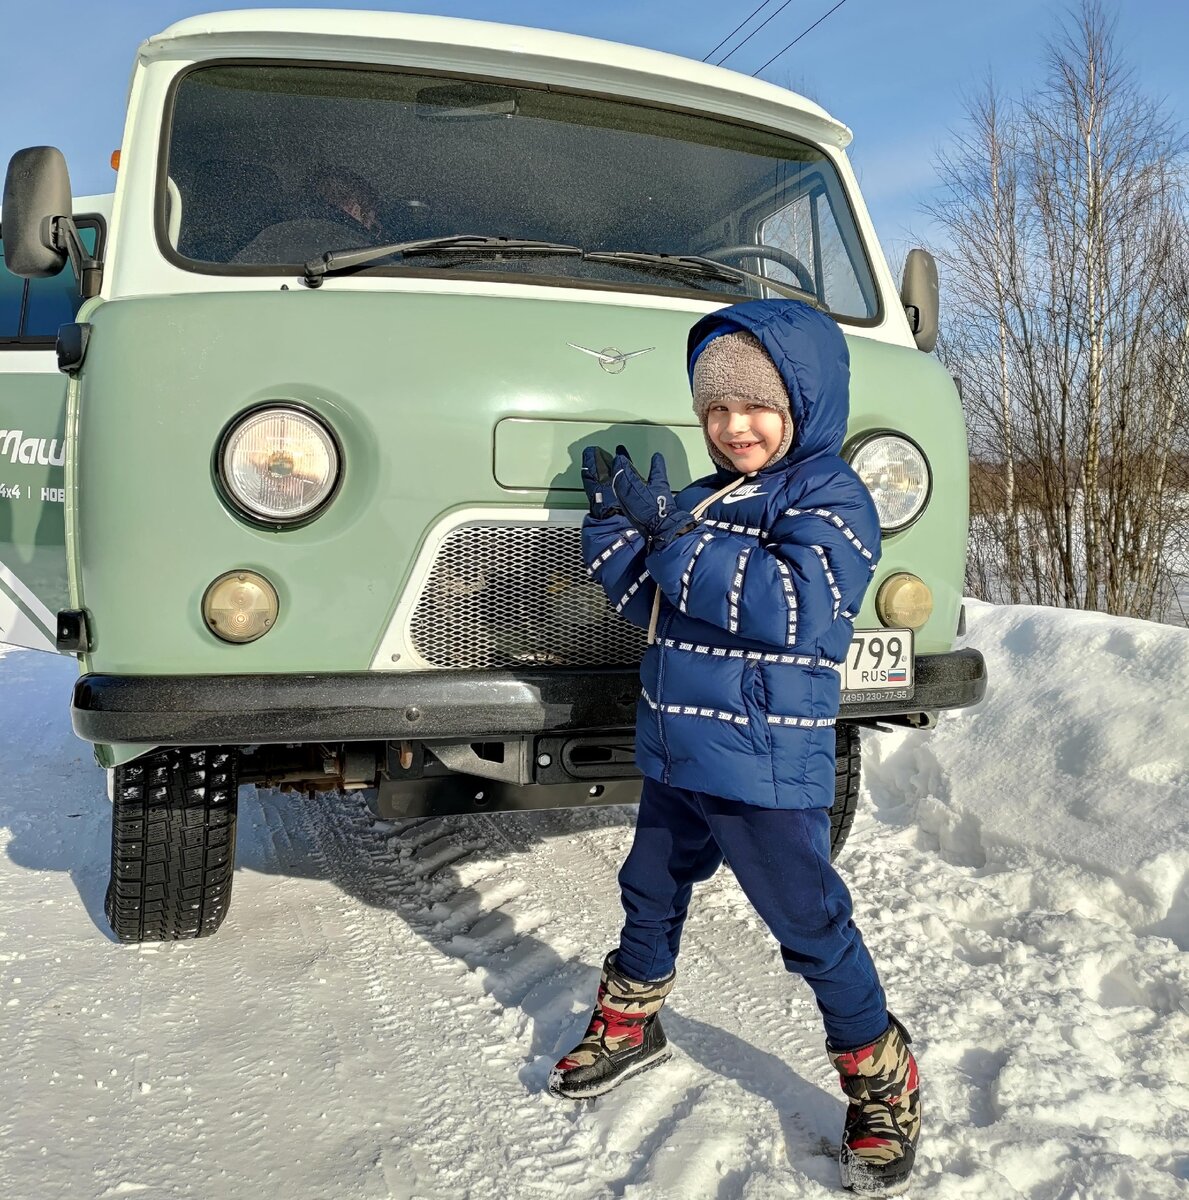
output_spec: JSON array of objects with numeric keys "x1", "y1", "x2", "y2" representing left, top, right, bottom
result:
[{"x1": 0, "y1": 10, "x2": 986, "y2": 942}]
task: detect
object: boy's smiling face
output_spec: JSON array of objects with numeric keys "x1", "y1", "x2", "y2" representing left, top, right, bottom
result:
[
  {"x1": 705, "y1": 398, "x2": 788, "y2": 473},
  {"x1": 691, "y1": 329, "x2": 794, "y2": 472}
]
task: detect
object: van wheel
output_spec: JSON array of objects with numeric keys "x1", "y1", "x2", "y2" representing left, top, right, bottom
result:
[
  {"x1": 104, "y1": 747, "x2": 239, "y2": 942},
  {"x1": 830, "y1": 723, "x2": 861, "y2": 861}
]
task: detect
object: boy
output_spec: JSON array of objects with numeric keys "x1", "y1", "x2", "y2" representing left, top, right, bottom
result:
[{"x1": 552, "y1": 299, "x2": 920, "y2": 1197}]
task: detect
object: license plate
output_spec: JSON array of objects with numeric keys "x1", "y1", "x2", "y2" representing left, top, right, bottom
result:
[{"x1": 842, "y1": 629, "x2": 914, "y2": 696}]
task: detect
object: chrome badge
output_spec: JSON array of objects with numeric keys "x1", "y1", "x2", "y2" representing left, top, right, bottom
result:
[{"x1": 567, "y1": 342, "x2": 655, "y2": 374}]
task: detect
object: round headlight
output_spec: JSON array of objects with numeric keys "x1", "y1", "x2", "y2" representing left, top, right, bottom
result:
[
  {"x1": 220, "y1": 406, "x2": 339, "y2": 523},
  {"x1": 849, "y1": 435, "x2": 930, "y2": 532}
]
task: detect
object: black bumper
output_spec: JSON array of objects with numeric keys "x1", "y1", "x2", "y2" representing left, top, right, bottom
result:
[{"x1": 71, "y1": 649, "x2": 986, "y2": 747}]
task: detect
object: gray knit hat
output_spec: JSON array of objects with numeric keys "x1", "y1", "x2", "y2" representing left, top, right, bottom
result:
[{"x1": 691, "y1": 331, "x2": 794, "y2": 471}]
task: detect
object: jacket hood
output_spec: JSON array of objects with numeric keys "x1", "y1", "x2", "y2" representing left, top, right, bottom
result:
[{"x1": 687, "y1": 299, "x2": 851, "y2": 473}]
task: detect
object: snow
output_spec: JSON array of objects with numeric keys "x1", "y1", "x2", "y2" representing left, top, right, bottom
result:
[{"x1": 1, "y1": 600, "x2": 1186, "y2": 1199}]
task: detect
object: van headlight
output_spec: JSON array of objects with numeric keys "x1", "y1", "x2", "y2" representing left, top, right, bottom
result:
[
  {"x1": 218, "y1": 405, "x2": 340, "y2": 524},
  {"x1": 848, "y1": 434, "x2": 930, "y2": 532}
]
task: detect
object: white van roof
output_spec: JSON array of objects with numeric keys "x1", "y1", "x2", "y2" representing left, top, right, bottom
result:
[{"x1": 144, "y1": 9, "x2": 853, "y2": 149}]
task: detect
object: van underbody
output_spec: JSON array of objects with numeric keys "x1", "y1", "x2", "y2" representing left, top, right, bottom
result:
[{"x1": 74, "y1": 650, "x2": 986, "y2": 814}]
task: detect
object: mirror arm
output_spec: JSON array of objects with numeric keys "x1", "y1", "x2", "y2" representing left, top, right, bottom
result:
[{"x1": 44, "y1": 214, "x2": 102, "y2": 299}]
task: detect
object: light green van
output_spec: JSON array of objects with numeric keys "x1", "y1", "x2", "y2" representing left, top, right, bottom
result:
[{"x1": 1, "y1": 10, "x2": 985, "y2": 942}]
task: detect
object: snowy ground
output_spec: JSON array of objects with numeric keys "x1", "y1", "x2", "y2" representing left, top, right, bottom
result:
[{"x1": 1, "y1": 601, "x2": 1186, "y2": 1199}]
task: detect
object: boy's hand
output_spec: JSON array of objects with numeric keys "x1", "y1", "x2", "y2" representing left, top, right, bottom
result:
[
  {"x1": 580, "y1": 446, "x2": 622, "y2": 519},
  {"x1": 610, "y1": 448, "x2": 698, "y2": 549}
]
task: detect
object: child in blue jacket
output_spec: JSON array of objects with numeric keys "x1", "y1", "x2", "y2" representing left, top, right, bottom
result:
[{"x1": 551, "y1": 299, "x2": 921, "y2": 1197}]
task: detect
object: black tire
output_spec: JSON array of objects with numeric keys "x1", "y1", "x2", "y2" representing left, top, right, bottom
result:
[
  {"x1": 104, "y1": 747, "x2": 239, "y2": 942},
  {"x1": 829, "y1": 723, "x2": 861, "y2": 861}
]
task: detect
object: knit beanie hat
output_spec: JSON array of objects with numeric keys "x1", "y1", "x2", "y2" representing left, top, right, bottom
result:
[{"x1": 691, "y1": 330, "x2": 794, "y2": 471}]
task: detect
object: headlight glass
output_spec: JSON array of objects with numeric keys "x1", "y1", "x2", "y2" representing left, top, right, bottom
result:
[
  {"x1": 849, "y1": 435, "x2": 930, "y2": 532},
  {"x1": 221, "y1": 407, "x2": 338, "y2": 522}
]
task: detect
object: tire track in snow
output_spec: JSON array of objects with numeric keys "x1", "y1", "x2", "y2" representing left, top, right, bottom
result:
[
  {"x1": 280, "y1": 795, "x2": 616, "y2": 1197},
  {"x1": 491, "y1": 807, "x2": 845, "y2": 1192},
  {"x1": 283, "y1": 790, "x2": 849, "y2": 1197}
]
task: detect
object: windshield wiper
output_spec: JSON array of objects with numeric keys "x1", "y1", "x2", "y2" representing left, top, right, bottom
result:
[
  {"x1": 302, "y1": 235, "x2": 582, "y2": 287},
  {"x1": 303, "y1": 237, "x2": 820, "y2": 305},
  {"x1": 584, "y1": 250, "x2": 820, "y2": 306}
]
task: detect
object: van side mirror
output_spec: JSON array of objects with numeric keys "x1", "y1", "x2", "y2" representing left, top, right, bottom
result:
[
  {"x1": 2, "y1": 146, "x2": 101, "y2": 297},
  {"x1": 3, "y1": 147, "x2": 72, "y2": 277},
  {"x1": 899, "y1": 248, "x2": 939, "y2": 354}
]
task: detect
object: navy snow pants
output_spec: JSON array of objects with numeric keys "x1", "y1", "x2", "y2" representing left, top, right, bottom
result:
[{"x1": 615, "y1": 777, "x2": 888, "y2": 1049}]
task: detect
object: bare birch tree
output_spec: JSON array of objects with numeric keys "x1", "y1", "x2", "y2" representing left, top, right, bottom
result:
[{"x1": 928, "y1": 1, "x2": 1189, "y2": 623}]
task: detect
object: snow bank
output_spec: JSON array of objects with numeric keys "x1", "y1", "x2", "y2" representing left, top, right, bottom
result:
[
  {"x1": 851, "y1": 601, "x2": 1189, "y2": 1197},
  {"x1": 869, "y1": 599, "x2": 1189, "y2": 939}
]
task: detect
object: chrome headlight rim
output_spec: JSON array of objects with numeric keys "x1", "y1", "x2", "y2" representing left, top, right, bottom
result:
[
  {"x1": 214, "y1": 401, "x2": 344, "y2": 530},
  {"x1": 844, "y1": 429, "x2": 932, "y2": 534}
]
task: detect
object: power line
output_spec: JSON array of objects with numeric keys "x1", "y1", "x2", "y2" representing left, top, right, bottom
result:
[
  {"x1": 752, "y1": 0, "x2": 850, "y2": 75},
  {"x1": 717, "y1": 0, "x2": 799, "y2": 67},
  {"x1": 702, "y1": 0, "x2": 780, "y2": 63}
]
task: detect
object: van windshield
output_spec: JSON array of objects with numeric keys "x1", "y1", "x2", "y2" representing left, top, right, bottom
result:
[{"x1": 163, "y1": 63, "x2": 879, "y2": 321}]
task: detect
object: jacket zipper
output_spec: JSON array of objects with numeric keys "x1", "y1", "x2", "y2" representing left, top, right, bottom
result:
[{"x1": 654, "y1": 607, "x2": 676, "y2": 782}]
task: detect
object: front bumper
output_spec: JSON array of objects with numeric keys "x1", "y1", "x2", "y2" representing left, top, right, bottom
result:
[{"x1": 71, "y1": 649, "x2": 986, "y2": 746}]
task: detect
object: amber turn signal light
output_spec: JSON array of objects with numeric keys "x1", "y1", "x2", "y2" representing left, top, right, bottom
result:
[
  {"x1": 202, "y1": 570, "x2": 279, "y2": 644},
  {"x1": 876, "y1": 572, "x2": 933, "y2": 631}
]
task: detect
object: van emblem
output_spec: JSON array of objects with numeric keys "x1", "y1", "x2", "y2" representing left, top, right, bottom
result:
[{"x1": 567, "y1": 343, "x2": 655, "y2": 374}]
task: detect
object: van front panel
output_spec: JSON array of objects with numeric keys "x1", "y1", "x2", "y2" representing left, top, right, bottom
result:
[{"x1": 72, "y1": 290, "x2": 966, "y2": 676}]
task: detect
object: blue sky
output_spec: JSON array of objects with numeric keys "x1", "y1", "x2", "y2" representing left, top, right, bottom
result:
[{"x1": 3, "y1": 0, "x2": 1187, "y2": 262}]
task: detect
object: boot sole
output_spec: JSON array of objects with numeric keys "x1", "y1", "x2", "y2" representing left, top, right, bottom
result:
[
  {"x1": 840, "y1": 1148, "x2": 912, "y2": 1196},
  {"x1": 548, "y1": 1046, "x2": 672, "y2": 1100}
]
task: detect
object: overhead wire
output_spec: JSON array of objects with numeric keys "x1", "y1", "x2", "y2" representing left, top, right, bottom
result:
[
  {"x1": 751, "y1": 0, "x2": 850, "y2": 75},
  {"x1": 701, "y1": 0, "x2": 781, "y2": 63},
  {"x1": 715, "y1": 0, "x2": 799, "y2": 67}
]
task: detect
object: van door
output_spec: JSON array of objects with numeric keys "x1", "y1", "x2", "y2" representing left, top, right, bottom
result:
[{"x1": 0, "y1": 207, "x2": 105, "y2": 653}]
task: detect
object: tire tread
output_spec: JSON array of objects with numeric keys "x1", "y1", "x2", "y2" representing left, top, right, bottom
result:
[
  {"x1": 830, "y1": 723, "x2": 862, "y2": 861},
  {"x1": 104, "y1": 747, "x2": 239, "y2": 942}
]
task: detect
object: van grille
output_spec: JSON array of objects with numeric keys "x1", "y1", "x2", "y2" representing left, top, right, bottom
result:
[{"x1": 409, "y1": 523, "x2": 647, "y2": 669}]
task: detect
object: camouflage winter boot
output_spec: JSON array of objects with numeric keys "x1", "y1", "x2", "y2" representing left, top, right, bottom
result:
[
  {"x1": 549, "y1": 952, "x2": 676, "y2": 1100},
  {"x1": 827, "y1": 1014, "x2": 921, "y2": 1196}
]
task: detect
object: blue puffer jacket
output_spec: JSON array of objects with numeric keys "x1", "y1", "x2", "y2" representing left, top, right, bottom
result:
[{"x1": 582, "y1": 300, "x2": 882, "y2": 810}]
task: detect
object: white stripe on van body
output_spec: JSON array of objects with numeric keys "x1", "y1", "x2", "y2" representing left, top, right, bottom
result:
[
  {"x1": 0, "y1": 561, "x2": 57, "y2": 654},
  {"x1": 0, "y1": 351, "x2": 58, "y2": 375},
  {"x1": 0, "y1": 558, "x2": 57, "y2": 631}
]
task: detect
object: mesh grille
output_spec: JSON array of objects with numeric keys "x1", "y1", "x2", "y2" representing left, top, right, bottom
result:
[{"x1": 409, "y1": 523, "x2": 648, "y2": 669}]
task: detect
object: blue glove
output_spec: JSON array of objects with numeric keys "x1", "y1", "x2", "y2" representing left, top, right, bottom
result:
[
  {"x1": 580, "y1": 445, "x2": 621, "y2": 519},
  {"x1": 610, "y1": 446, "x2": 698, "y2": 548}
]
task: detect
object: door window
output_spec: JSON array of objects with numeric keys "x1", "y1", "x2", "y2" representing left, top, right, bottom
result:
[
  {"x1": 0, "y1": 239, "x2": 24, "y2": 335},
  {"x1": 0, "y1": 220, "x2": 102, "y2": 345}
]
